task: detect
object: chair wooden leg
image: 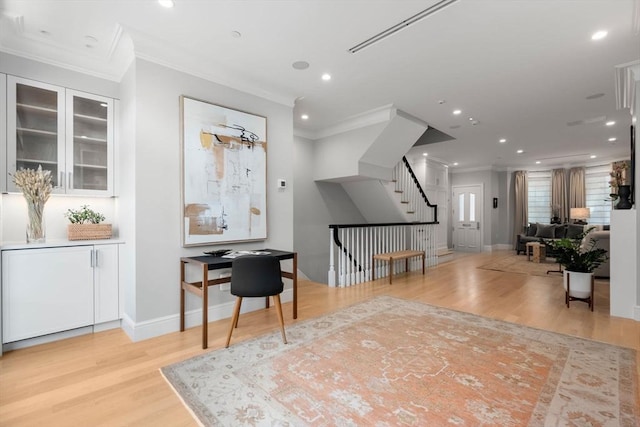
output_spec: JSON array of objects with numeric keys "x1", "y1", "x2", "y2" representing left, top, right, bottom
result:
[
  {"x1": 273, "y1": 294, "x2": 287, "y2": 344},
  {"x1": 225, "y1": 297, "x2": 243, "y2": 348}
]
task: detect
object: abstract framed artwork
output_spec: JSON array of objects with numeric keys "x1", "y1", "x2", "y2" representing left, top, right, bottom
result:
[{"x1": 180, "y1": 96, "x2": 267, "y2": 246}]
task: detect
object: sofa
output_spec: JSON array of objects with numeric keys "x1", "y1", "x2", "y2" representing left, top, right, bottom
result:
[
  {"x1": 516, "y1": 223, "x2": 610, "y2": 278},
  {"x1": 516, "y1": 223, "x2": 587, "y2": 255}
]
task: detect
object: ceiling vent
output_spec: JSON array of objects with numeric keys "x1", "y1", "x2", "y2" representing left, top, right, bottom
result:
[{"x1": 348, "y1": 0, "x2": 459, "y2": 54}]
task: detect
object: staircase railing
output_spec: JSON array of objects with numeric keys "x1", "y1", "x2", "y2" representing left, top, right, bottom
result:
[
  {"x1": 328, "y1": 222, "x2": 438, "y2": 287},
  {"x1": 392, "y1": 156, "x2": 438, "y2": 223}
]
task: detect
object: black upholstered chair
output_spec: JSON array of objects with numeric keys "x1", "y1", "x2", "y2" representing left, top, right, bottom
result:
[{"x1": 225, "y1": 255, "x2": 287, "y2": 348}]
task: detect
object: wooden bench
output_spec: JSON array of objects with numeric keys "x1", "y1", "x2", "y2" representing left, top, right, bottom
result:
[{"x1": 372, "y1": 250, "x2": 425, "y2": 284}]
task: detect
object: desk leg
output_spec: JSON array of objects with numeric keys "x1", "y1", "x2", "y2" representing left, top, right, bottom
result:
[
  {"x1": 293, "y1": 253, "x2": 298, "y2": 319},
  {"x1": 389, "y1": 258, "x2": 394, "y2": 285},
  {"x1": 180, "y1": 261, "x2": 186, "y2": 332},
  {"x1": 202, "y1": 264, "x2": 209, "y2": 349},
  {"x1": 422, "y1": 254, "x2": 425, "y2": 275},
  {"x1": 405, "y1": 258, "x2": 409, "y2": 275}
]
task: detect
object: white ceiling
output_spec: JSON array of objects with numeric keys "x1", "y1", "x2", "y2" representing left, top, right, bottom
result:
[{"x1": 1, "y1": 0, "x2": 639, "y2": 171}]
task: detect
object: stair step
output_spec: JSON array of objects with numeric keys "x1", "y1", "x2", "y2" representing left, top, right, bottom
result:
[
  {"x1": 401, "y1": 201, "x2": 409, "y2": 204},
  {"x1": 394, "y1": 190, "x2": 403, "y2": 193},
  {"x1": 407, "y1": 211, "x2": 415, "y2": 214}
]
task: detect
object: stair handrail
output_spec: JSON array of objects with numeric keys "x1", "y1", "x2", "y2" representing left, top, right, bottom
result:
[{"x1": 401, "y1": 156, "x2": 438, "y2": 222}]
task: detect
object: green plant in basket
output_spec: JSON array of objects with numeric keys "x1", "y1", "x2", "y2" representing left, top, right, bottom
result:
[{"x1": 65, "y1": 205, "x2": 105, "y2": 224}]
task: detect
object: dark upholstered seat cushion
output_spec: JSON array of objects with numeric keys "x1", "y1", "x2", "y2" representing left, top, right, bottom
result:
[
  {"x1": 554, "y1": 224, "x2": 566, "y2": 238},
  {"x1": 535, "y1": 223, "x2": 556, "y2": 238},
  {"x1": 565, "y1": 224, "x2": 584, "y2": 239},
  {"x1": 231, "y1": 255, "x2": 283, "y2": 297}
]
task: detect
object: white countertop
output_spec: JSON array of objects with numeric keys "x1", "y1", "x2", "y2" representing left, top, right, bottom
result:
[{"x1": 0, "y1": 239, "x2": 125, "y2": 250}]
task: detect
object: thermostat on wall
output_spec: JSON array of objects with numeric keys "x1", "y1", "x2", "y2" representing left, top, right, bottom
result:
[{"x1": 277, "y1": 179, "x2": 287, "y2": 189}]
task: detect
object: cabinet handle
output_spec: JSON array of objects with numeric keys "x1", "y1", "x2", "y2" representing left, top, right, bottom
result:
[
  {"x1": 90, "y1": 249, "x2": 95, "y2": 267},
  {"x1": 68, "y1": 172, "x2": 73, "y2": 190},
  {"x1": 58, "y1": 172, "x2": 64, "y2": 189},
  {"x1": 95, "y1": 249, "x2": 100, "y2": 268}
]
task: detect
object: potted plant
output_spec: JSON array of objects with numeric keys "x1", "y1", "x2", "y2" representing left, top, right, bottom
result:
[
  {"x1": 65, "y1": 205, "x2": 112, "y2": 240},
  {"x1": 547, "y1": 228, "x2": 608, "y2": 309}
]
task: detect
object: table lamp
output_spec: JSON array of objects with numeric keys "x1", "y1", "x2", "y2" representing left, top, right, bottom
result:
[{"x1": 570, "y1": 207, "x2": 590, "y2": 225}]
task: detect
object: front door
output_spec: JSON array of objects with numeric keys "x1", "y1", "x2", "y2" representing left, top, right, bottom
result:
[{"x1": 452, "y1": 184, "x2": 483, "y2": 252}]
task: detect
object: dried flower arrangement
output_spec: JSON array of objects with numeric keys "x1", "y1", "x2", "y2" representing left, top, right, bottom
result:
[
  {"x1": 609, "y1": 160, "x2": 630, "y2": 199},
  {"x1": 11, "y1": 166, "x2": 53, "y2": 242}
]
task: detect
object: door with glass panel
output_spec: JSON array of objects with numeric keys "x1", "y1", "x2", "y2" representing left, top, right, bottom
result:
[
  {"x1": 452, "y1": 184, "x2": 483, "y2": 252},
  {"x1": 7, "y1": 76, "x2": 65, "y2": 193},
  {"x1": 66, "y1": 90, "x2": 113, "y2": 195}
]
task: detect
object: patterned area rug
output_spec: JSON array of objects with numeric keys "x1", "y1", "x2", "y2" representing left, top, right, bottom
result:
[
  {"x1": 478, "y1": 253, "x2": 561, "y2": 277},
  {"x1": 161, "y1": 296, "x2": 638, "y2": 426}
]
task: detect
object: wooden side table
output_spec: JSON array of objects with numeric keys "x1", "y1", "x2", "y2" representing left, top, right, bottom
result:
[{"x1": 526, "y1": 242, "x2": 546, "y2": 263}]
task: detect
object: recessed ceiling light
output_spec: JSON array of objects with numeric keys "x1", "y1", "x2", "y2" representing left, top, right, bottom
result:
[
  {"x1": 292, "y1": 61, "x2": 310, "y2": 70},
  {"x1": 516, "y1": 149, "x2": 524, "y2": 154},
  {"x1": 453, "y1": 162, "x2": 459, "y2": 166},
  {"x1": 606, "y1": 121, "x2": 615, "y2": 126},
  {"x1": 301, "y1": 114, "x2": 309, "y2": 120},
  {"x1": 590, "y1": 155, "x2": 597, "y2": 159},
  {"x1": 321, "y1": 73, "x2": 331, "y2": 81},
  {"x1": 453, "y1": 109, "x2": 461, "y2": 115},
  {"x1": 591, "y1": 30, "x2": 608, "y2": 40},
  {"x1": 230, "y1": 31, "x2": 242, "y2": 38},
  {"x1": 499, "y1": 138, "x2": 506, "y2": 143},
  {"x1": 438, "y1": 100, "x2": 446, "y2": 105},
  {"x1": 608, "y1": 137, "x2": 617, "y2": 142},
  {"x1": 158, "y1": 0, "x2": 174, "y2": 8},
  {"x1": 39, "y1": 30, "x2": 51, "y2": 36},
  {"x1": 422, "y1": 152, "x2": 428, "y2": 156},
  {"x1": 100, "y1": 103, "x2": 108, "y2": 107},
  {"x1": 535, "y1": 161, "x2": 541, "y2": 164},
  {"x1": 468, "y1": 117, "x2": 474, "y2": 121}
]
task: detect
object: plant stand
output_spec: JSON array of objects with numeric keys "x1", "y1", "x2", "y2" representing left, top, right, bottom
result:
[{"x1": 565, "y1": 271, "x2": 594, "y2": 311}]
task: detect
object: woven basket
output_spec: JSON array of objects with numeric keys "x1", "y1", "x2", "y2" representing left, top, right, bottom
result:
[{"x1": 68, "y1": 224, "x2": 112, "y2": 240}]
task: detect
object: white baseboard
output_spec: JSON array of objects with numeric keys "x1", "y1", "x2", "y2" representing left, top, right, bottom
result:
[
  {"x1": 634, "y1": 305, "x2": 640, "y2": 321},
  {"x1": 483, "y1": 244, "x2": 512, "y2": 252},
  {"x1": 122, "y1": 288, "x2": 294, "y2": 342}
]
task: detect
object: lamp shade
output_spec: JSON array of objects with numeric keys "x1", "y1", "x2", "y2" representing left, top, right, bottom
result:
[{"x1": 570, "y1": 207, "x2": 590, "y2": 220}]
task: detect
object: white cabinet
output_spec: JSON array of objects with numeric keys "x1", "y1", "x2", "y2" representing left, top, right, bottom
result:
[
  {"x1": 1, "y1": 243, "x2": 120, "y2": 344},
  {"x1": 94, "y1": 244, "x2": 119, "y2": 324},
  {"x1": 6, "y1": 76, "x2": 115, "y2": 196}
]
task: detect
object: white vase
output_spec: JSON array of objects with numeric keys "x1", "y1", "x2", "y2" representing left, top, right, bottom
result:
[{"x1": 563, "y1": 270, "x2": 593, "y2": 299}]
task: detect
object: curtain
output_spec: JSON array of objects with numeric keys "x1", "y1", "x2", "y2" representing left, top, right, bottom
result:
[
  {"x1": 569, "y1": 167, "x2": 585, "y2": 208},
  {"x1": 514, "y1": 170, "x2": 528, "y2": 249},
  {"x1": 551, "y1": 168, "x2": 568, "y2": 222}
]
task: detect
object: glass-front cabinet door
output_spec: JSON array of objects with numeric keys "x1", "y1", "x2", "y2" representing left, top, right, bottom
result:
[
  {"x1": 66, "y1": 90, "x2": 113, "y2": 195},
  {"x1": 6, "y1": 76, "x2": 114, "y2": 196},
  {"x1": 7, "y1": 76, "x2": 65, "y2": 193}
]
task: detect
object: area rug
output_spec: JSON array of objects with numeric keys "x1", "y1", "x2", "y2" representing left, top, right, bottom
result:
[
  {"x1": 478, "y1": 253, "x2": 561, "y2": 277},
  {"x1": 161, "y1": 296, "x2": 638, "y2": 426}
]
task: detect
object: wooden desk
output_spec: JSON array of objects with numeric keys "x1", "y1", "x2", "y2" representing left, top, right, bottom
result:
[{"x1": 180, "y1": 249, "x2": 297, "y2": 349}]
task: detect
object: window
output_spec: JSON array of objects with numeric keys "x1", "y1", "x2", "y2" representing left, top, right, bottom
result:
[
  {"x1": 527, "y1": 171, "x2": 551, "y2": 224},
  {"x1": 585, "y1": 165, "x2": 612, "y2": 225}
]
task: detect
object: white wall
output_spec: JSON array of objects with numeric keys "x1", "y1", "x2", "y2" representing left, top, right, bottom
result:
[
  {"x1": 293, "y1": 135, "x2": 366, "y2": 283},
  {"x1": 313, "y1": 123, "x2": 386, "y2": 182},
  {"x1": 126, "y1": 59, "x2": 294, "y2": 327}
]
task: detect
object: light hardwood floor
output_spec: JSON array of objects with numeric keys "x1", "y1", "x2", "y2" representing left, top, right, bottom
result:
[{"x1": 1, "y1": 251, "x2": 638, "y2": 426}]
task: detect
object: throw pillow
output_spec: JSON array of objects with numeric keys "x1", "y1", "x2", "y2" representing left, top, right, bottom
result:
[
  {"x1": 535, "y1": 223, "x2": 556, "y2": 238},
  {"x1": 526, "y1": 223, "x2": 538, "y2": 237},
  {"x1": 566, "y1": 224, "x2": 584, "y2": 239}
]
